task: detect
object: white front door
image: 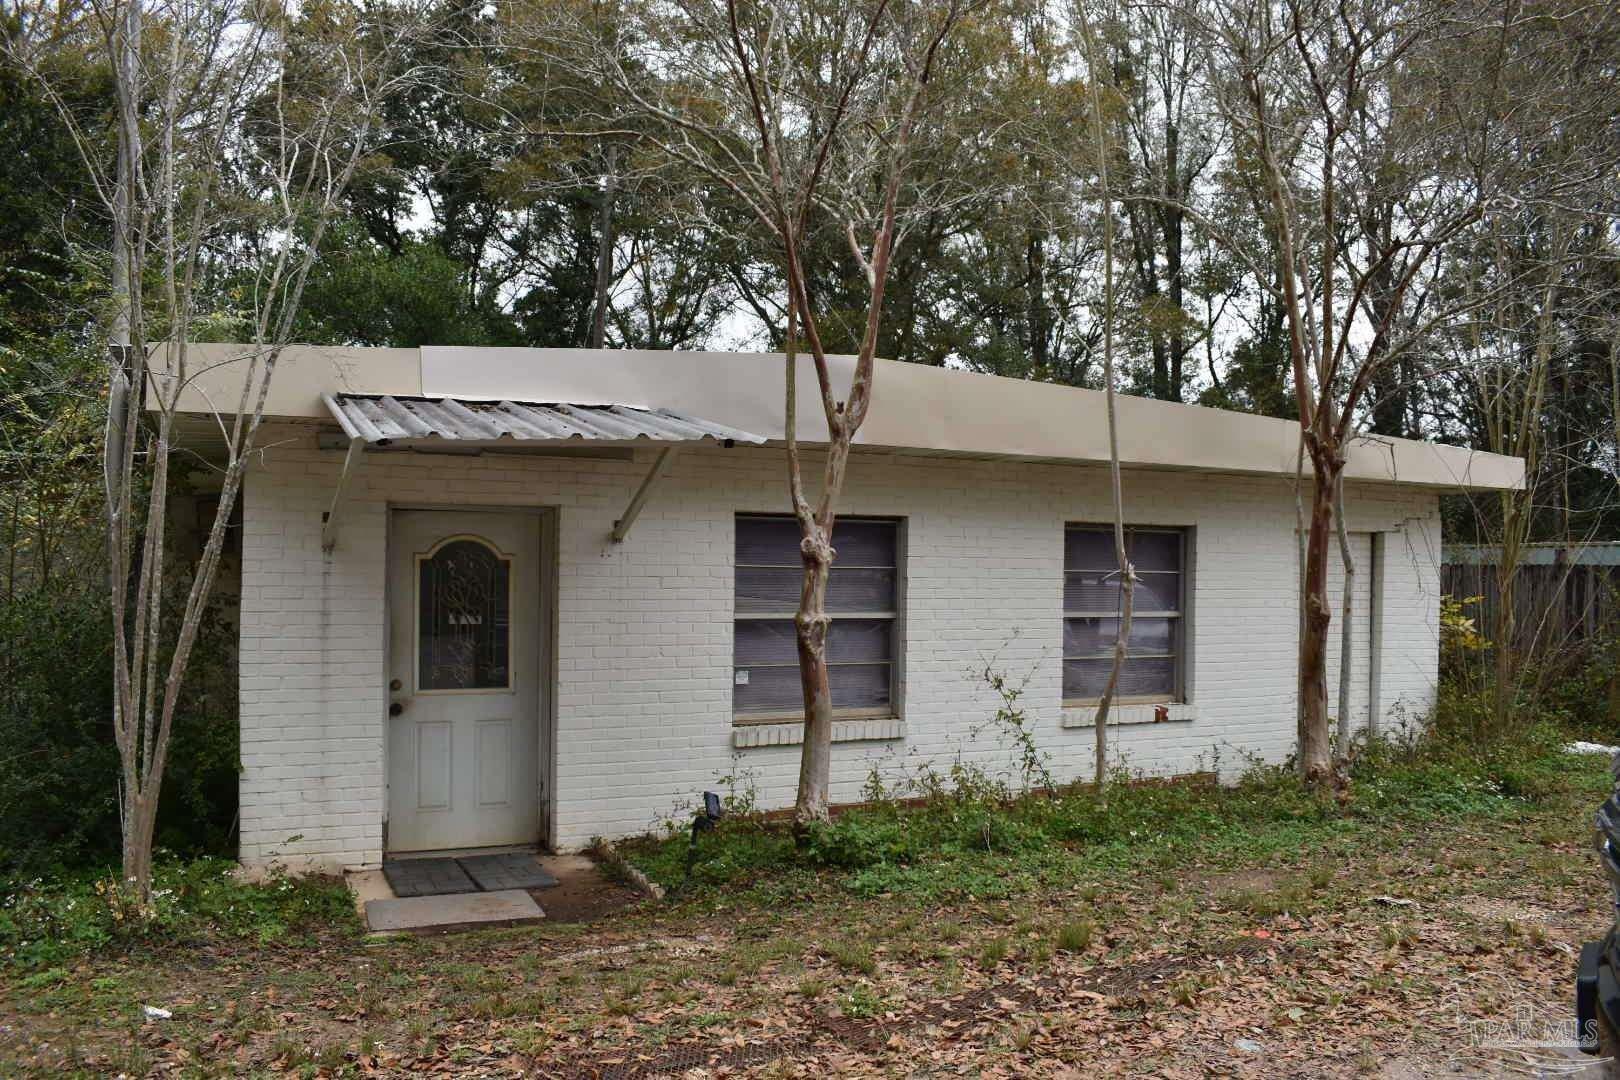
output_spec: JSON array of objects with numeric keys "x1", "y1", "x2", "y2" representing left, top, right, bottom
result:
[{"x1": 387, "y1": 510, "x2": 542, "y2": 852}]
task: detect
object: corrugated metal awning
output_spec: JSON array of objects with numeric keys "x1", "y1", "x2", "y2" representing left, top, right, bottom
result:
[{"x1": 323, "y1": 393, "x2": 767, "y2": 447}]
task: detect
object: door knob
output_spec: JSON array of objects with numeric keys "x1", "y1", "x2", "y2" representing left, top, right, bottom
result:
[{"x1": 389, "y1": 701, "x2": 405, "y2": 717}]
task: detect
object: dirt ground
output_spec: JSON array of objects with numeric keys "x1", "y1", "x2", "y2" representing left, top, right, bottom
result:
[
  {"x1": 2, "y1": 775, "x2": 1616, "y2": 1078},
  {"x1": 528, "y1": 855, "x2": 643, "y2": 924}
]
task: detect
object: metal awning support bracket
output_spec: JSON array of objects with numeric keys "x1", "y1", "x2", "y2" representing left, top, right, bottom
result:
[
  {"x1": 322, "y1": 436, "x2": 367, "y2": 552},
  {"x1": 611, "y1": 446, "x2": 679, "y2": 544}
]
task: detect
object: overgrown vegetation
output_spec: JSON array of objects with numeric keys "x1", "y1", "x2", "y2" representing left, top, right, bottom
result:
[
  {"x1": 0, "y1": 668, "x2": 1612, "y2": 1073},
  {"x1": 0, "y1": 574, "x2": 240, "y2": 877},
  {"x1": 2, "y1": 749, "x2": 1606, "y2": 1075},
  {"x1": 1439, "y1": 592, "x2": 1620, "y2": 743},
  {"x1": 626, "y1": 685, "x2": 1591, "y2": 905},
  {"x1": 0, "y1": 858, "x2": 356, "y2": 972}
]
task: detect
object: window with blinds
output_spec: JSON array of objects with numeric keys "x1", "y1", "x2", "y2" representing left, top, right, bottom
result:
[
  {"x1": 733, "y1": 515, "x2": 900, "y2": 720},
  {"x1": 1063, "y1": 525, "x2": 1186, "y2": 704}
]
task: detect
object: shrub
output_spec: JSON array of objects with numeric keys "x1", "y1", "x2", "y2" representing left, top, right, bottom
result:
[
  {"x1": 0, "y1": 570, "x2": 240, "y2": 876},
  {"x1": 803, "y1": 812, "x2": 920, "y2": 870},
  {"x1": 0, "y1": 587, "x2": 119, "y2": 872},
  {"x1": 1538, "y1": 632, "x2": 1620, "y2": 739}
]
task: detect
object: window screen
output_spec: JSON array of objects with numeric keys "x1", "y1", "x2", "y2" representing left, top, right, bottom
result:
[
  {"x1": 1063, "y1": 526, "x2": 1185, "y2": 703},
  {"x1": 734, "y1": 516, "x2": 899, "y2": 718}
]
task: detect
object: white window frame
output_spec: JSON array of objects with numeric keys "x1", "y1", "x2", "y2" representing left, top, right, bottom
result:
[
  {"x1": 732, "y1": 514, "x2": 904, "y2": 725},
  {"x1": 1062, "y1": 524, "x2": 1188, "y2": 707}
]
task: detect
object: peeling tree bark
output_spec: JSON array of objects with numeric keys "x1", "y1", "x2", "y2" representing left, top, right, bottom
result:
[{"x1": 1299, "y1": 451, "x2": 1337, "y2": 783}]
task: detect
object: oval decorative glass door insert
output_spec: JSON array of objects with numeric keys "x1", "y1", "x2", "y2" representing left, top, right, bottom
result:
[{"x1": 416, "y1": 537, "x2": 512, "y2": 691}]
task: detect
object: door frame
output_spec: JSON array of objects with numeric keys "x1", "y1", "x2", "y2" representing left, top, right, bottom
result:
[{"x1": 383, "y1": 503, "x2": 559, "y2": 853}]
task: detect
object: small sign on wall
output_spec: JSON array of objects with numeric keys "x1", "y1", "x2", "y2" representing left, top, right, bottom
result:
[{"x1": 735, "y1": 669, "x2": 750, "y2": 686}]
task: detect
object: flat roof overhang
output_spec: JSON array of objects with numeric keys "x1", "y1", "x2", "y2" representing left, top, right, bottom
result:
[{"x1": 151, "y1": 343, "x2": 1527, "y2": 492}]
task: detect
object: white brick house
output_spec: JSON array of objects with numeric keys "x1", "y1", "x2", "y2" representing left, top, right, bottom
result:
[{"x1": 166, "y1": 345, "x2": 1522, "y2": 874}]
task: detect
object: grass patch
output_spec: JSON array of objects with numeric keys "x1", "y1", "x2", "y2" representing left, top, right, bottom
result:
[
  {"x1": 1055, "y1": 920, "x2": 1094, "y2": 953},
  {"x1": 976, "y1": 936, "x2": 1010, "y2": 970},
  {"x1": 824, "y1": 937, "x2": 876, "y2": 975},
  {"x1": 0, "y1": 857, "x2": 357, "y2": 971}
]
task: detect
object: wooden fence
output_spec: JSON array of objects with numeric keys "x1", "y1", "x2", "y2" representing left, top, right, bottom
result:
[{"x1": 1442, "y1": 552, "x2": 1620, "y2": 655}]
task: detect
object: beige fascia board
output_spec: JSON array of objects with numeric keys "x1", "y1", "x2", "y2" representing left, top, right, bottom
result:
[
  {"x1": 152, "y1": 342, "x2": 422, "y2": 421},
  {"x1": 154, "y1": 343, "x2": 1525, "y2": 492}
]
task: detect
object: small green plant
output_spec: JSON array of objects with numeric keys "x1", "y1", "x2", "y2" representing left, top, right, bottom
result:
[
  {"x1": 314, "y1": 1042, "x2": 346, "y2": 1070},
  {"x1": 824, "y1": 938, "x2": 876, "y2": 975},
  {"x1": 603, "y1": 992, "x2": 640, "y2": 1017},
  {"x1": 862, "y1": 764, "x2": 892, "y2": 804},
  {"x1": 1055, "y1": 920, "x2": 1094, "y2": 953},
  {"x1": 971, "y1": 658, "x2": 1054, "y2": 795},
  {"x1": 977, "y1": 936, "x2": 1010, "y2": 970},
  {"x1": 270, "y1": 1037, "x2": 310, "y2": 1068},
  {"x1": 714, "y1": 754, "x2": 763, "y2": 820},
  {"x1": 840, "y1": 984, "x2": 882, "y2": 1019}
]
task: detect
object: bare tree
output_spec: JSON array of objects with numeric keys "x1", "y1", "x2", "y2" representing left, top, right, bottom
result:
[
  {"x1": 514, "y1": 0, "x2": 972, "y2": 829},
  {"x1": 1196, "y1": 0, "x2": 1503, "y2": 782},
  {"x1": 1073, "y1": 0, "x2": 1135, "y2": 785},
  {"x1": 7, "y1": 0, "x2": 429, "y2": 905}
]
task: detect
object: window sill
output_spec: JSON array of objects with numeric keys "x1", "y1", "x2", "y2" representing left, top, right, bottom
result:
[
  {"x1": 732, "y1": 717, "x2": 904, "y2": 749},
  {"x1": 1060, "y1": 702, "x2": 1199, "y2": 729}
]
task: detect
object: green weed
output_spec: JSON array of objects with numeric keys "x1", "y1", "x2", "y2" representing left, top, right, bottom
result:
[{"x1": 1055, "y1": 920, "x2": 1094, "y2": 953}]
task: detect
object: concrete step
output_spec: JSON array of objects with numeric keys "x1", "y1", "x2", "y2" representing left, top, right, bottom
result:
[{"x1": 364, "y1": 888, "x2": 544, "y2": 933}]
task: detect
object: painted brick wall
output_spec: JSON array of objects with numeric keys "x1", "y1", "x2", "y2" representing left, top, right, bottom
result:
[{"x1": 238, "y1": 426, "x2": 1441, "y2": 872}]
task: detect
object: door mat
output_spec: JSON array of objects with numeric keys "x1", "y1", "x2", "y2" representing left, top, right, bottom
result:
[
  {"x1": 458, "y1": 852, "x2": 560, "y2": 891},
  {"x1": 382, "y1": 857, "x2": 477, "y2": 898}
]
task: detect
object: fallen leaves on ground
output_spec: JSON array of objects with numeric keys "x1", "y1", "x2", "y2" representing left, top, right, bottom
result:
[{"x1": 1, "y1": 772, "x2": 1612, "y2": 1078}]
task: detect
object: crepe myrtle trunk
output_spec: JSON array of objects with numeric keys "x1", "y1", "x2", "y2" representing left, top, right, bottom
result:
[
  {"x1": 1298, "y1": 444, "x2": 1340, "y2": 784},
  {"x1": 123, "y1": 791, "x2": 157, "y2": 895},
  {"x1": 793, "y1": 530, "x2": 836, "y2": 824}
]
